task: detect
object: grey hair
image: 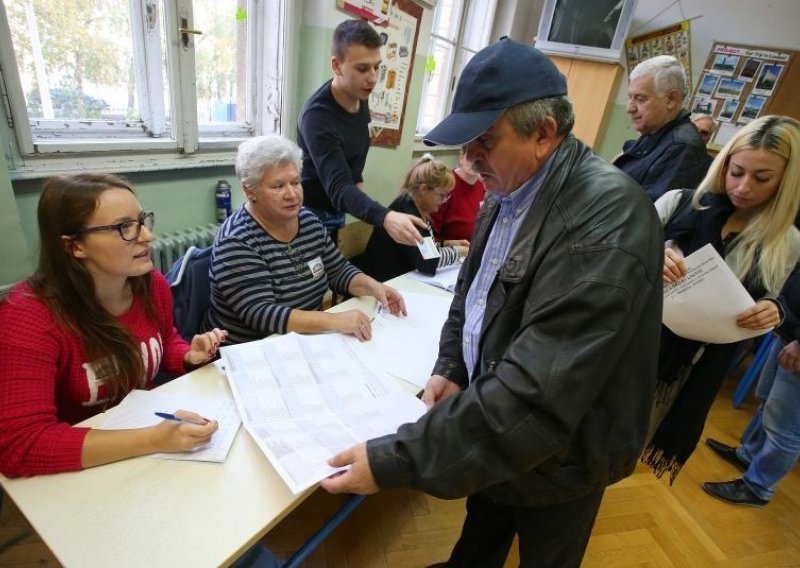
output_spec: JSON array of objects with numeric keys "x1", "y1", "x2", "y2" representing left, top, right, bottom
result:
[
  {"x1": 503, "y1": 96, "x2": 575, "y2": 139},
  {"x1": 630, "y1": 55, "x2": 688, "y2": 101},
  {"x1": 235, "y1": 135, "x2": 304, "y2": 187},
  {"x1": 691, "y1": 112, "x2": 717, "y2": 134}
]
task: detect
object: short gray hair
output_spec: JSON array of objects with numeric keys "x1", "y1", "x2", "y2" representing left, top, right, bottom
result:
[
  {"x1": 235, "y1": 135, "x2": 303, "y2": 187},
  {"x1": 503, "y1": 96, "x2": 575, "y2": 139},
  {"x1": 630, "y1": 55, "x2": 688, "y2": 101}
]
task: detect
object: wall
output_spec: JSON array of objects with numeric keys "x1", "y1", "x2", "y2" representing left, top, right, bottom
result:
[{"x1": 596, "y1": 0, "x2": 800, "y2": 160}]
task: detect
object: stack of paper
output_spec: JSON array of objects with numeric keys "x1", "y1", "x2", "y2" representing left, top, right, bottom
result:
[{"x1": 100, "y1": 390, "x2": 241, "y2": 463}]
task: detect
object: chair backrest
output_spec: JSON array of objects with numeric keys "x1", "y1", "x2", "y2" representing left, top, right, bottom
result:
[
  {"x1": 337, "y1": 220, "x2": 373, "y2": 259},
  {"x1": 165, "y1": 245, "x2": 213, "y2": 341}
]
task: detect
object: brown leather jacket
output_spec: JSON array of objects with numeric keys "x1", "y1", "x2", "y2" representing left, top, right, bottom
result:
[{"x1": 367, "y1": 135, "x2": 663, "y2": 506}]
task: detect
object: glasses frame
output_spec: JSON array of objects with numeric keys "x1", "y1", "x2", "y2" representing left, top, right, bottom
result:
[
  {"x1": 70, "y1": 211, "x2": 155, "y2": 242},
  {"x1": 430, "y1": 187, "x2": 451, "y2": 203}
]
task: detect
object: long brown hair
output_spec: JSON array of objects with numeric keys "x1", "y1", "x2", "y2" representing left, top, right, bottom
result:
[{"x1": 29, "y1": 173, "x2": 157, "y2": 403}]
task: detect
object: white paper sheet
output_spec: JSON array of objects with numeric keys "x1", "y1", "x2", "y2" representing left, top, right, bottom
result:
[
  {"x1": 403, "y1": 264, "x2": 460, "y2": 293},
  {"x1": 662, "y1": 243, "x2": 771, "y2": 343},
  {"x1": 221, "y1": 333, "x2": 427, "y2": 494},
  {"x1": 99, "y1": 390, "x2": 241, "y2": 463},
  {"x1": 347, "y1": 291, "x2": 453, "y2": 388}
]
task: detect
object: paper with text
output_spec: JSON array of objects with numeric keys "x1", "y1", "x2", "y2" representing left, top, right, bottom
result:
[
  {"x1": 99, "y1": 390, "x2": 241, "y2": 463},
  {"x1": 404, "y1": 264, "x2": 460, "y2": 293},
  {"x1": 663, "y1": 243, "x2": 771, "y2": 343},
  {"x1": 347, "y1": 291, "x2": 453, "y2": 388},
  {"x1": 221, "y1": 333, "x2": 427, "y2": 494}
]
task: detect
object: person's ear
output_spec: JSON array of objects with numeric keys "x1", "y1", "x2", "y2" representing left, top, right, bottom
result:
[
  {"x1": 666, "y1": 88, "x2": 681, "y2": 110},
  {"x1": 62, "y1": 236, "x2": 87, "y2": 259},
  {"x1": 533, "y1": 116, "x2": 559, "y2": 159},
  {"x1": 331, "y1": 55, "x2": 342, "y2": 76}
]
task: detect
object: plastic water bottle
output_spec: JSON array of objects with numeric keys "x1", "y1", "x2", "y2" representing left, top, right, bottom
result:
[{"x1": 215, "y1": 180, "x2": 232, "y2": 223}]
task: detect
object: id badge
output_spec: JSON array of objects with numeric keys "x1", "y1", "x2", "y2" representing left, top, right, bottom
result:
[
  {"x1": 417, "y1": 236, "x2": 441, "y2": 260},
  {"x1": 307, "y1": 256, "x2": 325, "y2": 279}
]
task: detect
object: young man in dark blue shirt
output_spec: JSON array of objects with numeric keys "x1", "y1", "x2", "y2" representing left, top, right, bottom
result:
[{"x1": 297, "y1": 19, "x2": 425, "y2": 246}]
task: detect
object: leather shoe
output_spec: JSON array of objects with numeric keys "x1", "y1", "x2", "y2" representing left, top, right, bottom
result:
[
  {"x1": 703, "y1": 479, "x2": 768, "y2": 507},
  {"x1": 705, "y1": 438, "x2": 748, "y2": 472}
]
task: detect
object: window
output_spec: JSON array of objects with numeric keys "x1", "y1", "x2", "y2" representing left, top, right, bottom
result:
[
  {"x1": 416, "y1": 0, "x2": 496, "y2": 137},
  {"x1": 0, "y1": 0, "x2": 288, "y2": 171}
]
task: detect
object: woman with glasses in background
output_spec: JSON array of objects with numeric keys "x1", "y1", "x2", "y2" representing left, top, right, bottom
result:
[
  {"x1": 0, "y1": 173, "x2": 227, "y2": 478},
  {"x1": 205, "y1": 135, "x2": 406, "y2": 345},
  {"x1": 357, "y1": 154, "x2": 469, "y2": 282}
]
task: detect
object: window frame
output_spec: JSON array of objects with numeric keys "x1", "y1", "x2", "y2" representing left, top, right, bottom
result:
[
  {"x1": 0, "y1": 0, "x2": 292, "y2": 177},
  {"x1": 415, "y1": 0, "x2": 496, "y2": 139}
]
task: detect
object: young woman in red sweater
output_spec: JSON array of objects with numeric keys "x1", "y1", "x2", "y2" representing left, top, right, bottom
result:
[{"x1": 0, "y1": 173, "x2": 227, "y2": 477}]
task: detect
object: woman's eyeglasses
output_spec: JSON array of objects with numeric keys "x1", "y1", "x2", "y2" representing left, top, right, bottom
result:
[
  {"x1": 431, "y1": 189, "x2": 451, "y2": 203},
  {"x1": 70, "y1": 211, "x2": 155, "y2": 242}
]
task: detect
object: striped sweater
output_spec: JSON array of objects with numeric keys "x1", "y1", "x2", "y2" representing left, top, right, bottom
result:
[{"x1": 205, "y1": 206, "x2": 361, "y2": 344}]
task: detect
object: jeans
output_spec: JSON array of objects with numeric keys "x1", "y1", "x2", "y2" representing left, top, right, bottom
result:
[
  {"x1": 736, "y1": 337, "x2": 800, "y2": 501},
  {"x1": 305, "y1": 206, "x2": 345, "y2": 245}
]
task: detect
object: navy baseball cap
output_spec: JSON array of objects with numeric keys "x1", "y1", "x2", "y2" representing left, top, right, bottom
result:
[{"x1": 423, "y1": 37, "x2": 567, "y2": 146}]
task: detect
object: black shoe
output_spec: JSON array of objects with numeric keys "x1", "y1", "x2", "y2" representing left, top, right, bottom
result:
[
  {"x1": 705, "y1": 438, "x2": 748, "y2": 472},
  {"x1": 703, "y1": 479, "x2": 768, "y2": 508}
]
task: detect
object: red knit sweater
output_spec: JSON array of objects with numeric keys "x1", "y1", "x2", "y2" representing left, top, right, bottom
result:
[
  {"x1": 0, "y1": 271, "x2": 189, "y2": 477},
  {"x1": 430, "y1": 171, "x2": 486, "y2": 242}
]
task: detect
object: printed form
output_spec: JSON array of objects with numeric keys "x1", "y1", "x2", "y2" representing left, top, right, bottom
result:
[
  {"x1": 663, "y1": 243, "x2": 772, "y2": 343},
  {"x1": 221, "y1": 333, "x2": 426, "y2": 494}
]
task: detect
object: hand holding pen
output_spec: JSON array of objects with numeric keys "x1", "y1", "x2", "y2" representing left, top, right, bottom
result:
[{"x1": 152, "y1": 410, "x2": 218, "y2": 452}]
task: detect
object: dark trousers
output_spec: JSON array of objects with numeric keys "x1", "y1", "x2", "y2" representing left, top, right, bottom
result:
[{"x1": 445, "y1": 489, "x2": 605, "y2": 568}]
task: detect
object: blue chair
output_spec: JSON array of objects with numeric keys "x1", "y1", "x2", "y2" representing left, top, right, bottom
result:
[
  {"x1": 165, "y1": 245, "x2": 213, "y2": 341},
  {"x1": 732, "y1": 332, "x2": 778, "y2": 408}
]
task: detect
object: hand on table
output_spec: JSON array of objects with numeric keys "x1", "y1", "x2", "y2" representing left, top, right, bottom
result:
[
  {"x1": 151, "y1": 410, "x2": 219, "y2": 452},
  {"x1": 372, "y1": 284, "x2": 407, "y2": 317},
  {"x1": 332, "y1": 309, "x2": 373, "y2": 341}
]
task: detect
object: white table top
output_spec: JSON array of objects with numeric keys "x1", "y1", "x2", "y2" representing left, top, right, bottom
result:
[{"x1": 0, "y1": 274, "x2": 452, "y2": 567}]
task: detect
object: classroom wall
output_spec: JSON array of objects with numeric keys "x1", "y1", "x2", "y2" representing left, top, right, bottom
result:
[{"x1": 595, "y1": 0, "x2": 800, "y2": 160}]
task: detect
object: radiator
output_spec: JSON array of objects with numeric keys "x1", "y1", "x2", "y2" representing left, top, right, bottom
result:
[{"x1": 150, "y1": 223, "x2": 219, "y2": 273}]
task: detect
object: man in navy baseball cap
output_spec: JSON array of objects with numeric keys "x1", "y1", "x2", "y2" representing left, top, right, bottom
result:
[
  {"x1": 424, "y1": 37, "x2": 567, "y2": 147},
  {"x1": 322, "y1": 36, "x2": 663, "y2": 568}
]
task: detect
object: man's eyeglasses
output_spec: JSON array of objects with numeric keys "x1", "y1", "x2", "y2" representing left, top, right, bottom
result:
[{"x1": 70, "y1": 211, "x2": 155, "y2": 242}]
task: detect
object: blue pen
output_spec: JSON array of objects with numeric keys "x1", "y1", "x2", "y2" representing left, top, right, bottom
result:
[{"x1": 155, "y1": 412, "x2": 210, "y2": 425}]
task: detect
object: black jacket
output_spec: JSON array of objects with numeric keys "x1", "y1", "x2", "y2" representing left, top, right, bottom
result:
[
  {"x1": 614, "y1": 109, "x2": 712, "y2": 202},
  {"x1": 367, "y1": 135, "x2": 664, "y2": 506}
]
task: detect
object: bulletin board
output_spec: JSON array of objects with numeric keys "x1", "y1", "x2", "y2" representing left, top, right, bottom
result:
[
  {"x1": 337, "y1": 0, "x2": 422, "y2": 147},
  {"x1": 690, "y1": 41, "x2": 800, "y2": 147},
  {"x1": 625, "y1": 20, "x2": 692, "y2": 85}
]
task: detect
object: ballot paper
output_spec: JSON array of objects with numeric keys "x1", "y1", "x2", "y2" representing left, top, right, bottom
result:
[
  {"x1": 100, "y1": 390, "x2": 241, "y2": 463},
  {"x1": 404, "y1": 263, "x2": 460, "y2": 293},
  {"x1": 346, "y1": 290, "x2": 453, "y2": 388},
  {"x1": 662, "y1": 243, "x2": 772, "y2": 343},
  {"x1": 221, "y1": 333, "x2": 427, "y2": 494}
]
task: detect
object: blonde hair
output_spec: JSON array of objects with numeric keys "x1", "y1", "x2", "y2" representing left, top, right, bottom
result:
[
  {"x1": 693, "y1": 115, "x2": 800, "y2": 293},
  {"x1": 400, "y1": 153, "x2": 455, "y2": 196}
]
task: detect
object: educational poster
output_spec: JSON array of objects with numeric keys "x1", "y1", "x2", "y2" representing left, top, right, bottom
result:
[
  {"x1": 691, "y1": 42, "x2": 793, "y2": 144},
  {"x1": 625, "y1": 20, "x2": 691, "y2": 85},
  {"x1": 336, "y1": 0, "x2": 393, "y2": 23},
  {"x1": 339, "y1": 0, "x2": 422, "y2": 146}
]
